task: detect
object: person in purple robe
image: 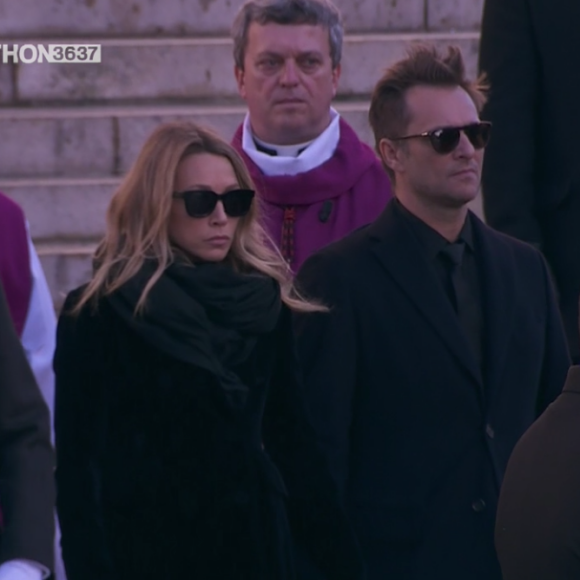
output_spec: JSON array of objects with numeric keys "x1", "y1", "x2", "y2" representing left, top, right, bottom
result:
[
  {"x1": 0, "y1": 191, "x2": 65, "y2": 580},
  {"x1": 0, "y1": 193, "x2": 32, "y2": 339},
  {"x1": 230, "y1": 0, "x2": 393, "y2": 273}
]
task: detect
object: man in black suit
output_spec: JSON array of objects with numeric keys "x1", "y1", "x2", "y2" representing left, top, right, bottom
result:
[
  {"x1": 479, "y1": 0, "x2": 580, "y2": 363},
  {"x1": 293, "y1": 45, "x2": 571, "y2": 580},
  {"x1": 0, "y1": 281, "x2": 55, "y2": 579}
]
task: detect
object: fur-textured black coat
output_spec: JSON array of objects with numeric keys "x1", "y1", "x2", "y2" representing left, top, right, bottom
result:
[{"x1": 54, "y1": 288, "x2": 364, "y2": 580}]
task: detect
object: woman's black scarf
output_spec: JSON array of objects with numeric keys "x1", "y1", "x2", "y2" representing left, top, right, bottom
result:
[{"x1": 106, "y1": 260, "x2": 282, "y2": 408}]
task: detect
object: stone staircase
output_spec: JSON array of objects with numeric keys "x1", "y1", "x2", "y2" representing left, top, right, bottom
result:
[{"x1": 0, "y1": 0, "x2": 483, "y2": 308}]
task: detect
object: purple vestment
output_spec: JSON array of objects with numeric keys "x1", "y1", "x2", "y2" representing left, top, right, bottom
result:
[
  {"x1": 0, "y1": 192, "x2": 32, "y2": 337},
  {"x1": 233, "y1": 118, "x2": 393, "y2": 272}
]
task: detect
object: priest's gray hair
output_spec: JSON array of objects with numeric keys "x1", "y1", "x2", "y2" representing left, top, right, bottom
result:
[{"x1": 232, "y1": 0, "x2": 344, "y2": 70}]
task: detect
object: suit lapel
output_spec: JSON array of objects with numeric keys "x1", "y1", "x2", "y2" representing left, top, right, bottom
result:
[
  {"x1": 368, "y1": 202, "x2": 483, "y2": 391},
  {"x1": 471, "y1": 217, "x2": 516, "y2": 394}
]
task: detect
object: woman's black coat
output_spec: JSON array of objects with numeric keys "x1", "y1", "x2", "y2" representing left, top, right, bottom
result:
[{"x1": 54, "y1": 288, "x2": 363, "y2": 580}]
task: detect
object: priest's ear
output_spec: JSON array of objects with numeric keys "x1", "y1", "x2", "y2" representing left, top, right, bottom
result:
[
  {"x1": 378, "y1": 137, "x2": 407, "y2": 176},
  {"x1": 234, "y1": 65, "x2": 246, "y2": 100}
]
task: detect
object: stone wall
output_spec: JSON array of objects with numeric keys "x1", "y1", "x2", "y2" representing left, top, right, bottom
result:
[{"x1": 0, "y1": 0, "x2": 484, "y2": 305}]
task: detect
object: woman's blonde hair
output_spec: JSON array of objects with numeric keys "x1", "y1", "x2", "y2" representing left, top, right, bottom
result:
[{"x1": 74, "y1": 121, "x2": 324, "y2": 314}]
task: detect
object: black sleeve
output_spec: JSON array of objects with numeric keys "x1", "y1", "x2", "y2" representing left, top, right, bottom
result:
[
  {"x1": 54, "y1": 293, "x2": 116, "y2": 580},
  {"x1": 262, "y1": 304, "x2": 365, "y2": 580},
  {"x1": 535, "y1": 252, "x2": 571, "y2": 415},
  {"x1": 292, "y1": 251, "x2": 358, "y2": 499},
  {"x1": 479, "y1": 0, "x2": 543, "y2": 244},
  {"x1": 0, "y1": 283, "x2": 55, "y2": 569}
]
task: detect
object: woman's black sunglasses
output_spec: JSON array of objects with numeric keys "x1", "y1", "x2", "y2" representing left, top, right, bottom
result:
[
  {"x1": 391, "y1": 121, "x2": 492, "y2": 155},
  {"x1": 172, "y1": 188, "x2": 255, "y2": 218}
]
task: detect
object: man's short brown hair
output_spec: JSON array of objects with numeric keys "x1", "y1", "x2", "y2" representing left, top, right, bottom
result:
[{"x1": 369, "y1": 44, "x2": 489, "y2": 178}]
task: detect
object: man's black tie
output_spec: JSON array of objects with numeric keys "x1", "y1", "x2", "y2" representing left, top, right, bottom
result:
[
  {"x1": 440, "y1": 242, "x2": 466, "y2": 313},
  {"x1": 440, "y1": 241, "x2": 481, "y2": 366}
]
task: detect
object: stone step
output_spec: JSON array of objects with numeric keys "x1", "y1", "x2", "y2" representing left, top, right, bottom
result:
[
  {"x1": 39, "y1": 197, "x2": 485, "y2": 310},
  {"x1": 36, "y1": 243, "x2": 95, "y2": 310},
  {"x1": 0, "y1": 177, "x2": 118, "y2": 242},
  {"x1": 34, "y1": 189, "x2": 484, "y2": 309},
  {"x1": 2, "y1": 172, "x2": 485, "y2": 245},
  {"x1": 0, "y1": 101, "x2": 379, "y2": 178},
  {"x1": 1, "y1": 32, "x2": 479, "y2": 105},
  {"x1": 0, "y1": 0, "x2": 483, "y2": 37}
]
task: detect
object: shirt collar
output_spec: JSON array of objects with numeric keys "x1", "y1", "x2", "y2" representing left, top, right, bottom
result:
[
  {"x1": 252, "y1": 135, "x2": 314, "y2": 157},
  {"x1": 395, "y1": 199, "x2": 474, "y2": 260},
  {"x1": 241, "y1": 108, "x2": 341, "y2": 176}
]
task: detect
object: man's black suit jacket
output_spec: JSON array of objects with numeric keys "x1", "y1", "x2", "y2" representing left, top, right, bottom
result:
[
  {"x1": 479, "y1": 0, "x2": 580, "y2": 361},
  {"x1": 293, "y1": 200, "x2": 571, "y2": 580}
]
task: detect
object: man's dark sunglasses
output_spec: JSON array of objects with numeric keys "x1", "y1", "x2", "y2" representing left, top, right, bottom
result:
[
  {"x1": 391, "y1": 121, "x2": 492, "y2": 155},
  {"x1": 172, "y1": 188, "x2": 255, "y2": 218}
]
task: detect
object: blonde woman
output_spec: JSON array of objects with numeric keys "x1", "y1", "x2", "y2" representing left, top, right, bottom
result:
[{"x1": 53, "y1": 122, "x2": 363, "y2": 580}]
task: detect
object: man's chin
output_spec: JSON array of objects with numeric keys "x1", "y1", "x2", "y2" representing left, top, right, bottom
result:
[
  {"x1": 271, "y1": 118, "x2": 313, "y2": 142},
  {"x1": 449, "y1": 189, "x2": 480, "y2": 207},
  {"x1": 434, "y1": 188, "x2": 480, "y2": 209},
  {"x1": 274, "y1": 111, "x2": 308, "y2": 126}
]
